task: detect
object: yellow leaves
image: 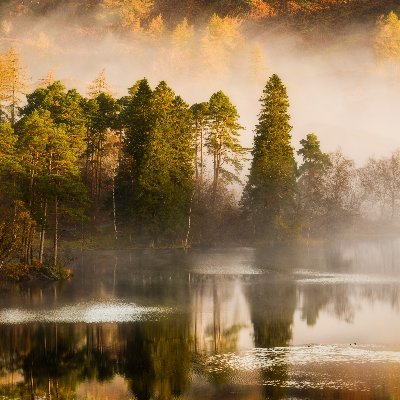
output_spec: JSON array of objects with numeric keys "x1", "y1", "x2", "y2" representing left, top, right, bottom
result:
[
  {"x1": 0, "y1": 20, "x2": 12, "y2": 35},
  {"x1": 38, "y1": 69, "x2": 55, "y2": 88},
  {"x1": 249, "y1": 43, "x2": 268, "y2": 85},
  {"x1": 88, "y1": 68, "x2": 113, "y2": 98},
  {"x1": 34, "y1": 32, "x2": 51, "y2": 52},
  {"x1": 147, "y1": 14, "x2": 164, "y2": 39},
  {"x1": 101, "y1": 0, "x2": 154, "y2": 31},
  {"x1": 247, "y1": 0, "x2": 276, "y2": 20},
  {"x1": 200, "y1": 14, "x2": 243, "y2": 77},
  {"x1": 172, "y1": 18, "x2": 194, "y2": 48},
  {"x1": 375, "y1": 11, "x2": 400, "y2": 61},
  {"x1": 0, "y1": 48, "x2": 30, "y2": 122},
  {"x1": 205, "y1": 14, "x2": 243, "y2": 51}
]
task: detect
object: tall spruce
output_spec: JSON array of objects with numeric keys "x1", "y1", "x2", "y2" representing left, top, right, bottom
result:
[
  {"x1": 242, "y1": 74, "x2": 296, "y2": 240},
  {"x1": 297, "y1": 133, "x2": 330, "y2": 238}
]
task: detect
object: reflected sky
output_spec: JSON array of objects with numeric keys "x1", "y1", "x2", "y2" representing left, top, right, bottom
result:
[{"x1": 1, "y1": 239, "x2": 400, "y2": 399}]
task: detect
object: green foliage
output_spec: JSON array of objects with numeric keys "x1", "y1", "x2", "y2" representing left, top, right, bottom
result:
[
  {"x1": 0, "y1": 122, "x2": 20, "y2": 183},
  {"x1": 20, "y1": 81, "x2": 87, "y2": 154},
  {"x1": 297, "y1": 133, "x2": 330, "y2": 236},
  {"x1": 206, "y1": 90, "x2": 246, "y2": 194},
  {"x1": 242, "y1": 74, "x2": 296, "y2": 241},
  {"x1": 117, "y1": 79, "x2": 194, "y2": 243}
]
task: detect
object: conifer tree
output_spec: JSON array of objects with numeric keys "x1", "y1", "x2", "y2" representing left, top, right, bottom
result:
[
  {"x1": 242, "y1": 74, "x2": 296, "y2": 240},
  {"x1": 147, "y1": 14, "x2": 164, "y2": 39},
  {"x1": 0, "y1": 48, "x2": 29, "y2": 125},
  {"x1": 200, "y1": 14, "x2": 243, "y2": 77},
  {"x1": 206, "y1": 91, "x2": 245, "y2": 200},
  {"x1": 117, "y1": 80, "x2": 194, "y2": 243},
  {"x1": 102, "y1": 0, "x2": 154, "y2": 31},
  {"x1": 84, "y1": 92, "x2": 119, "y2": 211},
  {"x1": 18, "y1": 83, "x2": 87, "y2": 266},
  {"x1": 375, "y1": 11, "x2": 400, "y2": 62},
  {"x1": 297, "y1": 133, "x2": 330, "y2": 238},
  {"x1": 191, "y1": 102, "x2": 209, "y2": 182},
  {"x1": 17, "y1": 110, "x2": 87, "y2": 267},
  {"x1": 38, "y1": 69, "x2": 55, "y2": 88},
  {"x1": 88, "y1": 69, "x2": 112, "y2": 98}
]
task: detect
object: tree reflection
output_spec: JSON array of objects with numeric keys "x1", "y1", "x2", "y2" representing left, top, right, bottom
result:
[
  {"x1": 246, "y1": 277, "x2": 296, "y2": 399},
  {"x1": 0, "y1": 319, "x2": 192, "y2": 400}
]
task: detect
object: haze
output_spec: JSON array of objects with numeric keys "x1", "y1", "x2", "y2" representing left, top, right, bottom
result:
[{"x1": 1, "y1": 6, "x2": 398, "y2": 165}]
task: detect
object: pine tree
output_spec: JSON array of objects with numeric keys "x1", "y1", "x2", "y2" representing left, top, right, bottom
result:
[
  {"x1": 206, "y1": 91, "x2": 245, "y2": 200},
  {"x1": 84, "y1": 92, "x2": 119, "y2": 211},
  {"x1": 17, "y1": 110, "x2": 87, "y2": 267},
  {"x1": 136, "y1": 81, "x2": 194, "y2": 242},
  {"x1": 190, "y1": 102, "x2": 209, "y2": 182},
  {"x1": 18, "y1": 83, "x2": 87, "y2": 266},
  {"x1": 242, "y1": 74, "x2": 296, "y2": 241},
  {"x1": 117, "y1": 80, "x2": 194, "y2": 243}
]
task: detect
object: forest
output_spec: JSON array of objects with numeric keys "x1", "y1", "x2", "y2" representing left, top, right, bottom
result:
[{"x1": 0, "y1": 3, "x2": 400, "y2": 279}]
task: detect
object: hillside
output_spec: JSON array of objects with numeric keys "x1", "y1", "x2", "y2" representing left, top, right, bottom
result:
[{"x1": 1, "y1": 0, "x2": 398, "y2": 35}]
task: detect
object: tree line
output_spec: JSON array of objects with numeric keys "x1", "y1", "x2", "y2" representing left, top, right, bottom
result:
[{"x1": 0, "y1": 49, "x2": 399, "y2": 277}]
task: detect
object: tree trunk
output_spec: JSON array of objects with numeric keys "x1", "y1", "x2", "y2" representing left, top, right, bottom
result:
[
  {"x1": 200, "y1": 128, "x2": 204, "y2": 182},
  {"x1": 112, "y1": 172, "x2": 118, "y2": 240},
  {"x1": 184, "y1": 191, "x2": 194, "y2": 249},
  {"x1": 53, "y1": 196, "x2": 58, "y2": 267},
  {"x1": 39, "y1": 200, "x2": 48, "y2": 264}
]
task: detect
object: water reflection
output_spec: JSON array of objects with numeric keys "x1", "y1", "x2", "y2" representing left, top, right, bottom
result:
[{"x1": 1, "y1": 240, "x2": 400, "y2": 398}]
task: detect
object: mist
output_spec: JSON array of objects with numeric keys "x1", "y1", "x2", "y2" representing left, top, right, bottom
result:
[{"x1": 1, "y1": 4, "x2": 399, "y2": 166}]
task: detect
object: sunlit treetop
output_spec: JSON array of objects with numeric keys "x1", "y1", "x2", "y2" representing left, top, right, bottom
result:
[{"x1": 375, "y1": 11, "x2": 400, "y2": 60}]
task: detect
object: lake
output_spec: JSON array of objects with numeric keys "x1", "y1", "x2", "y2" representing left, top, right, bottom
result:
[{"x1": 1, "y1": 239, "x2": 400, "y2": 399}]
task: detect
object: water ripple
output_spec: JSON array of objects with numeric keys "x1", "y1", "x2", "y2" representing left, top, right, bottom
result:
[
  {"x1": 0, "y1": 301, "x2": 172, "y2": 324},
  {"x1": 205, "y1": 345, "x2": 400, "y2": 372},
  {"x1": 295, "y1": 270, "x2": 400, "y2": 285}
]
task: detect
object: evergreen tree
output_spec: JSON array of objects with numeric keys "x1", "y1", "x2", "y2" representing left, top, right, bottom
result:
[
  {"x1": 18, "y1": 83, "x2": 87, "y2": 267},
  {"x1": 17, "y1": 110, "x2": 87, "y2": 267},
  {"x1": 242, "y1": 74, "x2": 296, "y2": 241},
  {"x1": 84, "y1": 92, "x2": 120, "y2": 211},
  {"x1": 206, "y1": 91, "x2": 245, "y2": 200},
  {"x1": 116, "y1": 78, "x2": 153, "y2": 224},
  {"x1": 297, "y1": 133, "x2": 330, "y2": 238},
  {"x1": 117, "y1": 80, "x2": 194, "y2": 243},
  {"x1": 190, "y1": 102, "x2": 209, "y2": 182},
  {"x1": 20, "y1": 81, "x2": 86, "y2": 155}
]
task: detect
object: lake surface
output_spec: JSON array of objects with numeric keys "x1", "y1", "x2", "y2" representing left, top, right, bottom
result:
[{"x1": 1, "y1": 239, "x2": 400, "y2": 399}]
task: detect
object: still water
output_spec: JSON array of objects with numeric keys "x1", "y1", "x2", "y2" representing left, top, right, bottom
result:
[{"x1": 1, "y1": 239, "x2": 400, "y2": 399}]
